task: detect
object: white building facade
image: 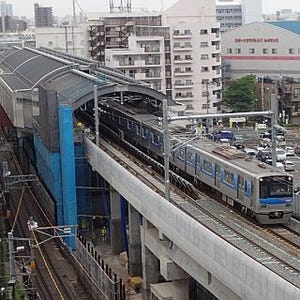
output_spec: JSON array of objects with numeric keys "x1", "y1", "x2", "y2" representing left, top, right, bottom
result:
[
  {"x1": 105, "y1": 36, "x2": 167, "y2": 93},
  {"x1": 163, "y1": 0, "x2": 222, "y2": 113},
  {"x1": 216, "y1": 0, "x2": 262, "y2": 33},
  {"x1": 222, "y1": 22, "x2": 300, "y2": 80},
  {"x1": 35, "y1": 24, "x2": 89, "y2": 58}
]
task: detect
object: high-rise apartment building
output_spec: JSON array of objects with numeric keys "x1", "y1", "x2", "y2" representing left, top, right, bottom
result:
[
  {"x1": 35, "y1": 0, "x2": 221, "y2": 113},
  {"x1": 89, "y1": 0, "x2": 221, "y2": 113},
  {"x1": 34, "y1": 3, "x2": 53, "y2": 27},
  {"x1": 1, "y1": 1, "x2": 12, "y2": 17},
  {"x1": 0, "y1": 1, "x2": 13, "y2": 32},
  {"x1": 216, "y1": 0, "x2": 262, "y2": 33}
]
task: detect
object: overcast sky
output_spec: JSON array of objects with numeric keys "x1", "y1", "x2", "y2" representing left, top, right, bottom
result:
[{"x1": 7, "y1": 0, "x2": 300, "y2": 18}]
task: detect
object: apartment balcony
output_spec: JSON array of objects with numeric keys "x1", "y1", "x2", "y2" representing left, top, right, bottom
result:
[
  {"x1": 174, "y1": 82, "x2": 194, "y2": 89},
  {"x1": 119, "y1": 61, "x2": 135, "y2": 67},
  {"x1": 175, "y1": 94, "x2": 194, "y2": 101},
  {"x1": 174, "y1": 70, "x2": 193, "y2": 76},
  {"x1": 145, "y1": 73, "x2": 161, "y2": 79},
  {"x1": 144, "y1": 47, "x2": 160, "y2": 53},
  {"x1": 145, "y1": 60, "x2": 161, "y2": 66},
  {"x1": 174, "y1": 58, "x2": 193, "y2": 64},
  {"x1": 136, "y1": 73, "x2": 162, "y2": 80},
  {"x1": 173, "y1": 33, "x2": 192, "y2": 39},
  {"x1": 173, "y1": 45, "x2": 192, "y2": 51}
]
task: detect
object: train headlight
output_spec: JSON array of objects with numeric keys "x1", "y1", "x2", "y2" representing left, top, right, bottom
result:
[
  {"x1": 259, "y1": 178, "x2": 263, "y2": 182},
  {"x1": 288, "y1": 177, "x2": 292, "y2": 181}
]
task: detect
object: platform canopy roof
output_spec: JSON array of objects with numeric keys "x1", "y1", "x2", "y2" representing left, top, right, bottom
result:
[
  {"x1": 0, "y1": 47, "x2": 175, "y2": 108},
  {"x1": 0, "y1": 47, "x2": 72, "y2": 91}
]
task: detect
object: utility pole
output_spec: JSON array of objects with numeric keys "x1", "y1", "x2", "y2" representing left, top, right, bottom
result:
[
  {"x1": 8, "y1": 232, "x2": 17, "y2": 300},
  {"x1": 8, "y1": 231, "x2": 16, "y2": 280},
  {"x1": 162, "y1": 99, "x2": 170, "y2": 202},
  {"x1": 261, "y1": 76, "x2": 264, "y2": 111},
  {"x1": 94, "y1": 85, "x2": 100, "y2": 147},
  {"x1": 271, "y1": 94, "x2": 278, "y2": 167},
  {"x1": 206, "y1": 81, "x2": 210, "y2": 115}
]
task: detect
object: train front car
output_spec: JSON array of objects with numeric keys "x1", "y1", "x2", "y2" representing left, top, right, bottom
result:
[{"x1": 255, "y1": 174, "x2": 294, "y2": 224}]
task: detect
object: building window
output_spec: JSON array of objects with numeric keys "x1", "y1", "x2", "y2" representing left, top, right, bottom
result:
[
  {"x1": 200, "y1": 29, "x2": 208, "y2": 35},
  {"x1": 272, "y1": 48, "x2": 277, "y2": 54},
  {"x1": 262, "y1": 48, "x2": 268, "y2": 54},
  {"x1": 235, "y1": 48, "x2": 241, "y2": 54},
  {"x1": 201, "y1": 54, "x2": 209, "y2": 60},
  {"x1": 200, "y1": 42, "x2": 209, "y2": 47},
  {"x1": 173, "y1": 30, "x2": 180, "y2": 35},
  {"x1": 201, "y1": 67, "x2": 209, "y2": 72},
  {"x1": 227, "y1": 48, "x2": 232, "y2": 54},
  {"x1": 186, "y1": 67, "x2": 192, "y2": 72},
  {"x1": 185, "y1": 55, "x2": 192, "y2": 60},
  {"x1": 48, "y1": 41, "x2": 53, "y2": 47},
  {"x1": 294, "y1": 88, "x2": 300, "y2": 98},
  {"x1": 249, "y1": 48, "x2": 255, "y2": 54},
  {"x1": 289, "y1": 48, "x2": 295, "y2": 54},
  {"x1": 184, "y1": 29, "x2": 191, "y2": 35}
]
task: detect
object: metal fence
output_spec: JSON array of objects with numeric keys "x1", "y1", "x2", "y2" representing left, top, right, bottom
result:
[{"x1": 76, "y1": 235, "x2": 126, "y2": 300}]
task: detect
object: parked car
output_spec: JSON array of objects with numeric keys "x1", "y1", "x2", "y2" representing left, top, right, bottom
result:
[
  {"x1": 295, "y1": 144, "x2": 300, "y2": 155},
  {"x1": 284, "y1": 161, "x2": 295, "y2": 172},
  {"x1": 286, "y1": 146, "x2": 295, "y2": 157},
  {"x1": 256, "y1": 149, "x2": 271, "y2": 162},
  {"x1": 276, "y1": 148, "x2": 286, "y2": 162}
]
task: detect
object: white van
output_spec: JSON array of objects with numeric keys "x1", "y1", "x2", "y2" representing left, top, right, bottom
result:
[{"x1": 276, "y1": 148, "x2": 286, "y2": 162}]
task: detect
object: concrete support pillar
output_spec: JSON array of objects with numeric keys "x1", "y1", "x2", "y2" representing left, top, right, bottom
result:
[
  {"x1": 142, "y1": 219, "x2": 160, "y2": 300},
  {"x1": 128, "y1": 205, "x2": 142, "y2": 276},
  {"x1": 150, "y1": 280, "x2": 189, "y2": 300},
  {"x1": 109, "y1": 186, "x2": 123, "y2": 254}
]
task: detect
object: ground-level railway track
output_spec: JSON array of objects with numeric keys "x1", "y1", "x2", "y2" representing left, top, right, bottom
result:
[
  {"x1": 95, "y1": 129, "x2": 300, "y2": 289},
  {"x1": 0, "y1": 127, "x2": 89, "y2": 300}
]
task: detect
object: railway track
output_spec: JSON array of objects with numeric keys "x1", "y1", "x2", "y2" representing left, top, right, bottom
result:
[
  {"x1": 0, "y1": 128, "x2": 89, "y2": 300},
  {"x1": 95, "y1": 133, "x2": 300, "y2": 288}
]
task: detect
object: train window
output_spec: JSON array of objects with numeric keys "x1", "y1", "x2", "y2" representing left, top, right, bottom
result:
[
  {"x1": 111, "y1": 111, "x2": 115, "y2": 121},
  {"x1": 127, "y1": 120, "x2": 133, "y2": 130},
  {"x1": 224, "y1": 170, "x2": 234, "y2": 185},
  {"x1": 178, "y1": 148, "x2": 185, "y2": 160},
  {"x1": 244, "y1": 180, "x2": 252, "y2": 196},
  {"x1": 153, "y1": 133, "x2": 159, "y2": 145},
  {"x1": 136, "y1": 124, "x2": 140, "y2": 135},
  {"x1": 203, "y1": 160, "x2": 212, "y2": 174},
  {"x1": 118, "y1": 115, "x2": 122, "y2": 125},
  {"x1": 142, "y1": 127, "x2": 147, "y2": 138},
  {"x1": 187, "y1": 152, "x2": 195, "y2": 163}
]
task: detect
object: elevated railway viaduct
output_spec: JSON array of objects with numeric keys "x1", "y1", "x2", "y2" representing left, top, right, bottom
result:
[{"x1": 0, "y1": 47, "x2": 299, "y2": 300}]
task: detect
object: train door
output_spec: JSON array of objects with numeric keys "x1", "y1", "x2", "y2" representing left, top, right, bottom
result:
[
  {"x1": 237, "y1": 175, "x2": 244, "y2": 201},
  {"x1": 215, "y1": 163, "x2": 221, "y2": 188}
]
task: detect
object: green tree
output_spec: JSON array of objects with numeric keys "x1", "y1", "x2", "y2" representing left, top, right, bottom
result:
[{"x1": 222, "y1": 75, "x2": 257, "y2": 112}]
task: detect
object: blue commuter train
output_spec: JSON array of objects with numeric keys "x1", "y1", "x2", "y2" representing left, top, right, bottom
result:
[{"x1": 96, "y1": 101, "x2": 294, "y2": 225}]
